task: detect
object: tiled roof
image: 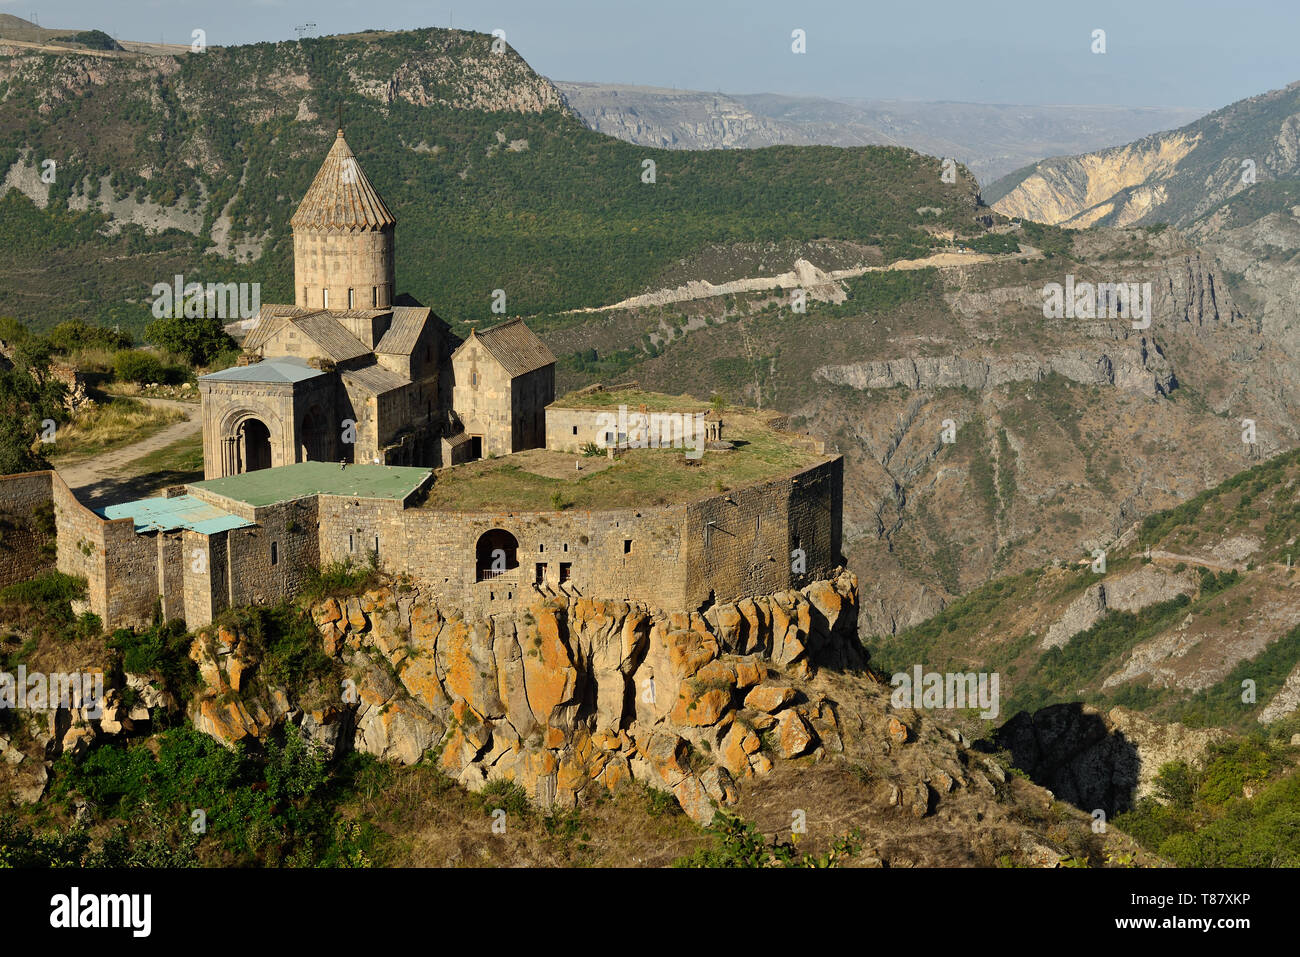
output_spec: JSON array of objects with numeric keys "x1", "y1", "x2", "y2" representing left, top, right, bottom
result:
[
  {"x1": 460, "y1": 318, "x2": 555, "y2": 378},
  {"x1": 200, "y1": 356, "x2": 325, "y2": 385},
  {"x1": 340, "y1": 362, "x2": 411, "y2": 395},
  {"x1": 290, "y1": 130, "x2": 396, "y2": 231},
  {"x1": 375, "y1": 306, "x2": 430, "y2": 355},
  {"x1": 242, "y1": 307, "x2": 371, "y2": 364},
  {"x1": 292, "y1": 313, "x2": 371, "y2": 363}
]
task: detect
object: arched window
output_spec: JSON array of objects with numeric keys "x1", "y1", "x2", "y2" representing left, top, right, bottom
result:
[{"x1": 475, "y1": 529, "x2": 518, "y2": 582}]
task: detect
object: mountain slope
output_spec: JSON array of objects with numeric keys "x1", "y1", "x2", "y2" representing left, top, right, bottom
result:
[
  {"x1": 537, "y1": 222, "x2": 1300, "y2": 636},
  {"x1": 869, "y1": 445, "x2": 1300, "y2": 731},
  {"x1": 986, "y1": 80, "x2": 1300, "y2": 228},
  {"x1": 558, "y1": 81, "x2": 1204, "y2": 185},
  {"x1": 0, "y1": 27, "x2": 981, "y2": 337}
]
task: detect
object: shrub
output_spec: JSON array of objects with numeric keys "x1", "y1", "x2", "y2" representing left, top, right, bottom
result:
[
  {"x1": 107, "y1": 618, "x2": 198, "y2": 701},
  {"x1": 0, "y1": 570, "x2": 86, "y2": 623},
  {"x1": 113, "y1": 349, "x2": 165, "y2": 385}
]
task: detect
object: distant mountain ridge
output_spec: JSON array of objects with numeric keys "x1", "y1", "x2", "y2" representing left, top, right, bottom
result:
[
  {"x1": 986, "y1": 80, "x2": 1300, "y2": 228},
  {"x1": 556, "y1": 81, "x2": 1205, "y2": 184}
]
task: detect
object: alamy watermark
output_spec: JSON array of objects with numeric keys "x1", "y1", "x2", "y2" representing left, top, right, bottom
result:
[
  {"x1": 890, "y1": 666, "x2": 1000, "y2": 719},
  {"x1": 1043, "y1": 274, "x2": 1151, "y2": 329},
  {"x1": 0, "y1": 666, "x2": 104, "y2": 716},
  {"x1": 151, "y1": 274, "x2": 261, "y2": 320},
  {"x1": 594, "y1": 405, "x2": 708, "y2": 460}
]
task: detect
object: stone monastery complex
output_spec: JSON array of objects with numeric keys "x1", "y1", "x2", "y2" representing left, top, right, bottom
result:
[{"x1": 0, "y1": 131, "x2": 845, "y2": 631}]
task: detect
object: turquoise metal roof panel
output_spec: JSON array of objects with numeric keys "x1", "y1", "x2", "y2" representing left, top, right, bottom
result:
[
  {"x1": 200, "y1": 356, "x2": 325, "y2": 384},
  {"x1": 96, "y1": 495, "x2": 252, "y2": 535}
]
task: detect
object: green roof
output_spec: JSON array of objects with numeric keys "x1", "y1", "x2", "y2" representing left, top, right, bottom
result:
[
  {"x1": 97, "y1": 495, "x2": 252, "y2": 535},
  {"x1": 190, "y1": 462, "x2": 431, "y2": 507},
  {"x1": 200, "y1": 356, "x2": 325, "y2": 384}
]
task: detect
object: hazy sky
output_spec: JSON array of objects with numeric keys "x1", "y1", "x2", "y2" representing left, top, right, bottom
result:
[{"x1": 8, "y1": 0, "x2": 1299, "y2": 109}]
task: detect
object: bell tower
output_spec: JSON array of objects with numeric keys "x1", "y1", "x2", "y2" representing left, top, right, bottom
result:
[{"x1": 290, "y1": 129, "x2": 396, "y2": 327}]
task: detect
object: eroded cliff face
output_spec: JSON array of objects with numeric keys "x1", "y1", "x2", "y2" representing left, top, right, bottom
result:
[
  {"x1": 992, "y1": 133, "x2": 1201, "y2": 227},
  {"x1": 987, "y1": 81, "x2": 1300, "y2": 231},
  {"x1": 185, "y1": 573, "x2": 867, "y2": 823}
]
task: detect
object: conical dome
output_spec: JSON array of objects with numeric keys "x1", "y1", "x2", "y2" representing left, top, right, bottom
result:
[
  {"x1": 290, "y1": 130, "x2": 395, "y2": 231},
  {"x1": 292, "y1": 130, "x2": 397, "y2": 314}
]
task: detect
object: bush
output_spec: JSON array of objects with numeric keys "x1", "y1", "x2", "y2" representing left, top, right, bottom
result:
[
  {"x1": 143, "y1": 314, "x2": 235, "y2": 367},
  {"x1": 47, "y1": 318, "x2": 132, "y2": 355},
  {"x1": 113, "y1": 349, "x2": 165, "y2": 385},
  {"x1": 107, "y1": 618, "x2": 198, "y2": 701},
  {"x1": 0, "y1": 571, "x2": 86, "y2": 622},
  {"x1": 52, "y1": 724, "x2": 340, "y2": 865}
]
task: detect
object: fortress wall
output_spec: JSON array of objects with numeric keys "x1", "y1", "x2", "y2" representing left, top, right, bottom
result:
[
  {"x1": 101, "y1": 517, "x2": 158, "y2": 630},
  {"x1": 183, "y1": 528, "x2": 229, "y2": 627},
  {"x1": 397, "y1": 506, "x2": 689, "y2": 614},
  {"x1": 683, "y1": 456, "x2": 842, "y2": 607},
  {"x1": 0, "y1": 470, "x2": 55, "y2": 588},
  {"x1": 316, "y1": 494, "x2": 402, "y2": 570},
  {"x1": 50, "y1": 472, "x2": 114, "y2": 620},
  {"x1": 157, "y1": 531, "x2": 185, "y2": 621},
  {"x1": 306, "y1": 457, "x2": 840, "y2": 615},
  {"x1": 225, "y1": 497, "x2": 321, "y2": 610}
]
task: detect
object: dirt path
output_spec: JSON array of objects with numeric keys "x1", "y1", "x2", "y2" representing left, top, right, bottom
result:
[
  {"x1": 1148, "y1": 550, "x2": 1243, "y2": 572},
  {"x1": 561, "y1": 248, "x2": 1022, "y2": 315},
  {"x1": 55, "y1": 397, "x2": 201, "y2": 497}
]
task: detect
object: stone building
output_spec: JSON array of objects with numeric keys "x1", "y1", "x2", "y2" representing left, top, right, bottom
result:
[
  {"x1": 199, "y1": 129, "x2": 554, "y2": 479},
  {"x1": 449, "y1": 318, "x2": 556, "y2": 461}
]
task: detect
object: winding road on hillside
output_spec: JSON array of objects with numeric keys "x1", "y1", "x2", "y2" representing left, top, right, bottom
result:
[{"x1": 55, "y1": 397, "x2": 202, "y2": 503}]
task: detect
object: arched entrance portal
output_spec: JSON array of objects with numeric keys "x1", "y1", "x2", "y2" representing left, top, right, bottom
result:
[
  {"x1": 299, "y1": 406, "x2": 329, "y2": 463},
  {"x1": 239, "y1": 418, "x2": 272, "y2": 473},
  {"x1": 475, "y1": 529, "x2": 518, "y2": 581}
]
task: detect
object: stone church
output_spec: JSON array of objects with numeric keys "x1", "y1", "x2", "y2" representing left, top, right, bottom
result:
[{"x1": 199, "y1": 129, "x2": 555, "y2": 479}]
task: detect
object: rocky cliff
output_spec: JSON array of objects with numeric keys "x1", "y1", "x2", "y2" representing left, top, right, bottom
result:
[
  {"x1": 184, "y1": 573, "x2": 869, "y2": 823},
  {"x1": 987, "y1": 80, "x2": 1300, "y2": 229}
]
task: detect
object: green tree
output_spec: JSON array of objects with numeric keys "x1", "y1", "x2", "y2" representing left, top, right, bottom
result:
[
  {"x1": 0, "y1": 339, "x2": 66, "y2": 474},
  {"x1": 143, "y1": 314, "x2": 235, "y2": 367}
]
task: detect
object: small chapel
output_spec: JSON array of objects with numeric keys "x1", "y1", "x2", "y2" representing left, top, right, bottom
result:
[{"x1": 198, "y1": 129, "x2": 555, "y2": 479}]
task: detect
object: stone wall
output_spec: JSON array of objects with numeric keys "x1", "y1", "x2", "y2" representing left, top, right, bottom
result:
[
  {"x1": 183, "y1": 528, "x2": 228, "y2": 628},
  {"x1": 304, "y1": 456, "x2": 841, "y2": 619},
  {"x1": 683, "y1": 456, "x2": 843, "y2": 608},
  {"x1": 227, "y1": 498, "x2": 321, "y2": 611},
  {"x1": 451, "y1": 344, "x2": 514, "y2": 458},
  {"x1": 511, "y1": 365, "x2": 554, "y2": 451},
  {"x1": 0, "y1": 471, "x2": 55, "y2": 588},
  {"x1": 293, "y1": 225, "x2": 395, "y2": 312},
  {"x1": 51, "y1": 472, "x2": 106, "y2": 605},
  {"x1": 545, "y1": 402, "x2": 707, "y2": 454},
  {"x1": 157, "y1": 532, "x2": 185, "y2": 621}
]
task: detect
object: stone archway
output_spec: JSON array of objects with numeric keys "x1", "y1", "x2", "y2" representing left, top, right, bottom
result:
[
  {"x1": 475, "y1": 529, "x2": 518, "y2": 581},
  {"x1": 214, "y1": 406, "x2": 285, "y2": 478},
  {"x1": 239, "y1": 418, "x2": 272, "y2": 473}
]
